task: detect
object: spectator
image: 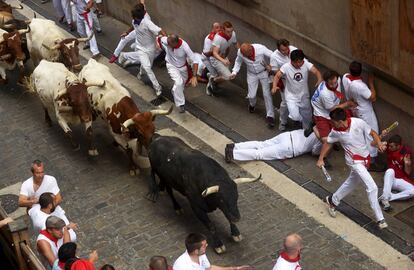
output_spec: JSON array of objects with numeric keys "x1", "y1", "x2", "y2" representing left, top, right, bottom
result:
[
  {"x1": 173, "y1": 233, "x2": 250, "y2": 270},
  {"x1": 52, "y1": 242, "x2": 77, "y2": 270},
  {"x1": 0, "y1": 217, "x2": 13, "y2": 228},
  {"x1": 29, "y1": 192, "x2": 77, "y2": 241},
  {"x1": 37, "y1": 216, "x2": 71, "y2": 269},
  {"x1": 65, "y1": 250, "x2": 98, "y2": 270},
  {"x1": 149, "y1": 256, "x2": 171, "y2": 270},
  {"x1": 19, "y1": 160, "x2": 62, "y2": 210},
  {"x1": 272, "y1": 233, "x2": 303, "y2": 270},
  {"x1": 100, "y1": 264, "x2": 115, "y2": 270}
]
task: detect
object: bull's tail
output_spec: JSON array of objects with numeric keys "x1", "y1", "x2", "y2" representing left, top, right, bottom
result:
[{"x1": 22, "y1": 74, "x2": 37, "y2": 94}]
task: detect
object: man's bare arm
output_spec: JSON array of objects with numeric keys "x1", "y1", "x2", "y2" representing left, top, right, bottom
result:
[
  {"x1": 18, "y1": 194, "x2": 38, "y2": 208},
  {"x1": 310, "y1": 66, "x2": 323, "y2": 86},
  {"x1": 37, "y1": 240, "x2": 56, "y2": 267}
]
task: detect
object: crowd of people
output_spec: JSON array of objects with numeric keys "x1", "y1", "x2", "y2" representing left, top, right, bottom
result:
[{"x1": 3, "y1": 0, "x2": 411, "y2": 269}]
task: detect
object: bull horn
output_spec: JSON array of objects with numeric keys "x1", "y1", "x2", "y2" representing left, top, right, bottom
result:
[
  {"x1": 42, "y1": 42, "x2": 61, "y2": 50},
  {"x1": 121, "y1": 118, "x2": 135, "y2": 133},
  {"x1": 58, "y1": 106, "x2": 73, "y2": 113},
  {"x1": 18, "y1": 25, "x2": 30, "y2": 35},
  {"x1": 12, "y1": 4, "x2": 24, "y2": 10},
  {"x1": 77, "y1": 32, "x2": 94, "y2": 43},
  {"x1": 85, "y1": 80, "x2": 106, "y2": 88},
  {"x1": 233, "y1": 174, "x2": 262, "y2": 185},
  {"x1": 150, "y1": 104, "x2": 173, "y2": 116},
  {"x1": 201, "y1": 185, "x2": 220, "y2": 197},
  {"x1": 0, "y1": 54, "x2": 12, "y2": 60}
]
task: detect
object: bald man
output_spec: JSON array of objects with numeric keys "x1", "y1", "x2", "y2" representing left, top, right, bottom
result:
[
  {"x1": 203, "y1": 22, "x2": 221, "y2": 95},
  {"x1": 230, "y1": 43, "x2": 275, "y2": 128},
  {"x1": 272, "y1": 233, "x2": 303, "y2": 270}
]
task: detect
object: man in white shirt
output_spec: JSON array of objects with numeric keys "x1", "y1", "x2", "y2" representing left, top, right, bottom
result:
[
  {"x1": 317, "y1": 108, "x2": 388, "y2": 229},
  {"x1": 272, "y1": 233, "x2": 303, "y2": 270},
  {"x1": 72, "y1": 0, "x2": 100, "y2": 58},
  {"x1": 173, "y1": 233, "x2": 250, "y2": 270},
  {"x1": 269, "y1": 39, "x2": 297, "y2": 131},
  {"x1": 224, "y1": 127, "x2": 322, "y2": 163},
  {"x1": 157, "y1": 34, "x2": 198, "y2": 113},
  {"x1": 202, "y1": 22, "x2": 221, "y2": 95},
  {"x1": 230, "y1": 43, "x2": 275, "y2": 127},
  {"x1": 29, "y1": 192, "x2": 77, "y2": 242},
  {"x1": 19, "y1": 160, "x2": 62, "y2": 210},
  {"x1": 346, "y1": 61, "x2": 384, "y2": 172},
  {"x1": 208, "y1": 21, "x2": 239, "y2": 94},
  {"x1": 272, "y1": 49, "x2": 322, "y2": 130}
]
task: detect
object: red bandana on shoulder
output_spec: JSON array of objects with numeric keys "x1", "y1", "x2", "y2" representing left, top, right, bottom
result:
[
  {"x1": 346, "y1": 74, "x2": 362, "y2": 81},
  {"x1": 40, "y1": 229, "x2": 58, "y2": 247},
  {"x1": 332, "y1": 117, "x2": 351, "y2": 132},
  {"x1": 207, "y1": 32, "x2": 216, "y2": 40},
  {"x1": 280, "y1": 251, "x2": 301, "y2": 263},
  {"x1": 217, "y1": 31, "x2": 231, "y2": 41}
]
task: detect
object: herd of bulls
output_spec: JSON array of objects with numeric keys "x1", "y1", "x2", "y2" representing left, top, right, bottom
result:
[{"x1": 2, "y1": 2, "x2": 261, "y2": 254}]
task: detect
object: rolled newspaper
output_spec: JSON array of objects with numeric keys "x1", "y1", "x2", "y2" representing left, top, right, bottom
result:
[{"x1": 321, "y1": 165, "x2": 332, "y2": 182}]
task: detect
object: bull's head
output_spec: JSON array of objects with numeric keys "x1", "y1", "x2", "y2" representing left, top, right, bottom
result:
[
  {"x1": 121, "y1": 105, "x2": 173, "y2": 148},
  {"x1": 61, "y1": 80, "x2": 93, "y2": 123},
  {"x1": 201, "y1": 174, "x2": 262, "y2": 223},
  {"x1": 0, "y1": 27, "x2": 30, "y2": 63}
]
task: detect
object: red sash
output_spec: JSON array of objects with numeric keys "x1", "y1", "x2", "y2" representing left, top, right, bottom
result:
[
  {"x1": 353, "y1": 154, "x2": 371, "y2": 168},
  {"x1": 39, "y1": 229, "x2": 58, "y2": 247}
]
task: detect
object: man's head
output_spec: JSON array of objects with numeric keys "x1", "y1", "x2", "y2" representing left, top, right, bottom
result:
[
  {"x1": 329, "y1": 108, "x2": 348, "y2": 129},
  {"x1": 240, "y1": 43, "x2": 253, "y2": 58},
  {"x1": 39, "y1": 192, "x2": 55, "y2": 212},
  {"x1": 349, "y1": 61, "x2": 362, "y2": 76},
  {"x1": 277, "y1": 38, "x2": 290, "y2": 56},
  {"x1": 387, "y1": 135, "x2": 402, "y2": 152},
  {"x1": 290, "y1": 49, "x2": 305, "y2": 69},
  {"x1": 149, "y1": 256, "x2": 168, "y2": 270},
  {"x1": 131, "y1": 4, "x2": 146, "y2": 21},
  {"x1": 58, "y1": 242, "x2": 77, "y2": 264},
  {"x1": 31, "y1": 159, "x2": 44, "y2": 182},
  {"x1": 222, "y1": 21, "x2": 233, "y2": 37},
  {"x1": 167, "y1": 34, "x2": 180, "y2": 48},
  {"x1": 45, "y1": 216, "x2": 66, "y2": 239},
  {"x1": 100, "y1": 264, "x2": 115, "y2": 270},
  {"x1": 185, "y1": 233, "x2": 208, "y2": 256},
  {"x1": 211, "y1": 22, "x2": 221, "y2": 33},
  {"x1": 284, "y1": 233, "x2": 303, "y2": 256},
  {"x1": 323, "y1": 70, "x2": 340, "y2": 89}
]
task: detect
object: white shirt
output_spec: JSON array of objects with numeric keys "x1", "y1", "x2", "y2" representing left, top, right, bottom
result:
[
  {"x1": 211, "y1": 31, "x2": 237, "y2": 56},
  {"x1": 173, "y1": 251, "x2": 211, "y2": 270},
  {"x1": 270, "y1": 45, "x2": 298, "y2": 71},
  {"x1": 202, "y1": 34, "x2": 215, "y2": 55},
  {"x1": 37, "y1": 233, "x2": 64, "y2": 270},
  {"x1": 348, "y1": 79, "x2": 373, "y2": 116},
  {"x1": 291, "y1": 130, "x2": 322, "y2": 156},
  {"x1": 327, "y1": 117, "x2": 372, "y2": 166},
  {"x1": 159, "y1": 36, "x2": 197, "y2": 68},
  {"x1": 132, "y1": 15, "x2": 161, "y2": 53},
  {"x1": 279, "y1": 60, "x2": 314, "y2": 101},
  {"x1": 311, "y1": 80, "x2": 342, "y2": 119},
  {"x1": 73, "y1": 0, "x2": 89, "y2": 14},
  {"x1": 232, "y1": 44, "x2": 273, "y2": 75},
  {"x1": 341, "y1": 73, "x2": 352, "y2": 100},
  {"x1": 272, "y1": 255, "x2": 302, "y2": 270},
  {"x1": 28, "y1": 204, "x2": 69, "y2": 235},
  {"x1": 20, "y1": 175, "x2": 60, "y2": 198}
]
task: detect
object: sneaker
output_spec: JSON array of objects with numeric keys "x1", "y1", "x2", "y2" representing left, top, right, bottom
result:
[
  {"x1": 225, "y1": 143, "x2": 235, "y2": 163},
  {"x1": 109, "y1": 55, "x2": 118, "y2": 63},
  {"x1": 377, "y1": 219, "x2": 388, "y2": 230},
  {"x1": 325, "y1": 195, "x2": 336, "y2": 217},
  {"x1": 267, "y1": 117, "x2": 275, "y2": 128},
  {"x1": 91, "y1": 53, "x2": 101, "y2": 59},
  {"x1": 248, "y1": 105, "x2": 255, "y2": 113},
  {"x1": 83, "y1": 44, "x2": 90, "y2": 50},
  {"x1": 380, "y1": 198, "x2": 392, "y2": 212},
  {"x1": 278, "y1": 122, "x2": 287, "y2": 131},
  {"x1": 179, "y1": 105, "x2": 185, "y2": 113},
  {"x1": 206, "y1": 77, "x2": 214, "y2": 96}
]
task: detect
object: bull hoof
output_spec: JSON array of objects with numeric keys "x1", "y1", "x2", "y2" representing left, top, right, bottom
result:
[
  {"x1": 145, "y1": 192, "x2": 159, "y2": 202},
  {"x1": 214, "y1": 245, "x2": 226, "y2": 254},
  {"x1": 175, "y1": 208, "x2": 184, "y2": 215},
  {"x1": 232, "y1": 234, "x2": 243, "y2": 242},
  {"x1": 88, "y1": 149, "x2": 99, "y2": 156}
]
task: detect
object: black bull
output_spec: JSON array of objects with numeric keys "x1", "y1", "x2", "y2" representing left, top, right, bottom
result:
[{"x1": 147, "y1": 135, "x2": 261, "y2": 254}]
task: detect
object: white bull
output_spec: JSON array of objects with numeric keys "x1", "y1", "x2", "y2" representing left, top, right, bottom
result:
[
  {"x1": 27, "y1": 18, "x2": 91, "y2": 71},
  {"x1": 79, "y1": 59, "x2": 172, "y2": 175},
  {"x1": 25, "y1": 60, "x2": 103, "y2": 155}
]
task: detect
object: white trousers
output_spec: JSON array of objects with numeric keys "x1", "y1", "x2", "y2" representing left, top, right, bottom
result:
[
  {"x1": 201, "y1": 54, "x2": 218, "y2": 77},
  {"x1": 233, "y1": 132, "x2": 293, "y2": 161},
  {"x1": 356, "y1": 109, "x2": 379, "y2": 158},
  {"x1": 382, "y1": 169, "x2": 414, "y2": 201},
  {"x1": 113, "y1": 31, "x2": 136, "y2": 56},
  {"x1": 332, "y1": 163, "x2": 384, "y2": 221},
  {"x1": 247, "y1": 72, "x2": 274, "y2": 118},
  {"x1": 166, "y1": 63, "x2": 189, "y2": 107},
  {"x1": 279, "y1": 90, "x2": 288, "y2": 125},
  {"x1": 76, "y1": 13, "x2": 99, "y2": 55},
  {"x1": 53, "y1": 0, "x2": 72, "y2": 24},
  {"x1": 286, "y1": 95, "x2": 312, "y2": 128},
  {"x1": 129, "y1": 50, "x2": 161, "y2": 91}
]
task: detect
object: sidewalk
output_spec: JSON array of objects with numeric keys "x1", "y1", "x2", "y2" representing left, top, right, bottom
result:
[{"x1": 17, "y1": 0, "x2": 414, "y2": 264}]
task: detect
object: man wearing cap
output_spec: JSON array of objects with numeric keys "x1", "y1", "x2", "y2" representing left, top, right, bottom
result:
[
  {"x1": 19, "y1": 160, "x2": 62, "y2": 210},
  {"x1": 272, "y1": 233, "x2": 303, "y2": 270},
  {"x1": 37, "y1": 216, "x2": 71, "y2": 269},
  {"x1": 230, "y1": 42, "x2": 275, "y2": 128}
]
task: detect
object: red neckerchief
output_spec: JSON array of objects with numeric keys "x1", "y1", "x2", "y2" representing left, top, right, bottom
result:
[
  {"x1": 40, "y1": 229, "x2": 58, "y2": 247},
  {"x1": 280, "y1": 251, "x2": 300, "y2": 263},
  {"x1": 249, "y1": 46, "x2": 255, "y2": 61},
  {"x1": 346, "y1": 74, "x2": 362, "y2": 81},
  {"x1": 332, "y1": 117, "x2": 351, "y2": 132},
  {"x1": 58, "y1": 260, "x2": 65, "y2": 270},
  {"x1": 172, "y1": 39, "x2": 183, "y2": 50},
  {"x1": 326, "y1": 83, "x2": 344, "y2": 99},
  {"x1": 168, "y1": 267, "x2": 173, "y2": 270},
  {"x1": 207, "y1": 32, "x2": 216, "y2": 40},
  {"x1": 217, "y1": 31, "x2": 231, "y2": 41}
]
